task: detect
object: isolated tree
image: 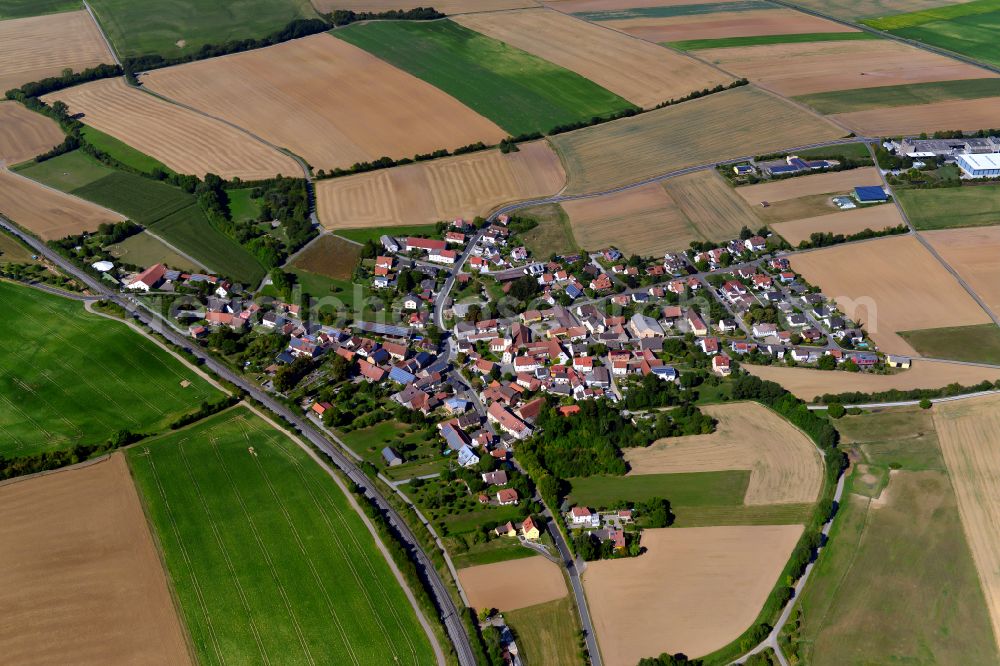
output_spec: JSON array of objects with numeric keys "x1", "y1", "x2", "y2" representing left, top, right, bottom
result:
[
  {"x1": 827, "y1": 403, "x2": 846, "y2": 419},
  {"x1": 817, "y1": 354, "x2": 837, "y2": 371}
]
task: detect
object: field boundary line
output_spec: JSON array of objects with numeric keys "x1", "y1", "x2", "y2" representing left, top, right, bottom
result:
[
  {"x1": 1, "y1": 166, "x2": 127, "y2": 219},
  {"x1": 81, "y1": 0, "x2": 121, "y2": 67}
]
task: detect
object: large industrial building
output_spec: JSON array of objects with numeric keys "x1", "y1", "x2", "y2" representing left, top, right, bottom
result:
[{"x1": 956, "y1": 153, "x2": 1000, "y2": 178}]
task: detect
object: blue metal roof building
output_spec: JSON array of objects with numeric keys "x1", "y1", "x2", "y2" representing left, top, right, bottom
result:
[
  {"x1": 388, "y1": 366, "x2": 416, "y2": 385},
  {"x1": 854, "y1": 186, "x2": 888, "y2": 203}
]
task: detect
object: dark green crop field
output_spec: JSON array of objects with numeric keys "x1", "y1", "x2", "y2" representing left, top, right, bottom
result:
[
  {"x1": 864, "y1": 0, "x2": 1000, "y2": 67},
  {"x1": 333, "y1": 20, "x2": 636, "y2": 136},
  {"x1": 127, "y1": 407, "x2": 436, "y2": 666},
  {"x1": 795, "y1": 78, "x2": 1000, "y2": 114},
  {"x1": 0, "y1": 0, "x2": 81, "y2": 19}
]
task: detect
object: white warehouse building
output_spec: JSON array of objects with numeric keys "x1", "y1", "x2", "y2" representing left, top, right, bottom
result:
[{"x1": 956, "y1": 153, "x2": 1000, "y2": 178}]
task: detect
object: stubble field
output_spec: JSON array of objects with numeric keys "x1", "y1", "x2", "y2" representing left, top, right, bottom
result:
[
  {"x1": 786, "y1": 0, "x2": 969, "y2": 20},
  {"x1": 316, "y1": 141, "x2": 564, "y2": 230},
  {"x1": 735, "y1": 167, "x2": 883, "y2": 204},
  {"x1": 312, "y1": 0, "x2": 538, "y2": 11},
  {"x1": 625, "y1": 402, "x2": 824, "y2": 505},
  {"x1": 0, "y1": 454, "x2": 191, "y2": 665},
  {"x1": 788, "y1": 234, "x2": 991, "y2": 354},
  {"x1": 831, "y1": 96, "x2": 1000, "y2": 134},
  {"x1": 127, "y1": 407, "x2": 438, "y2": 666},
  {"x1": 583, "y1": 525, "x2": 803, "y2": 664},
  {"x1": 0, "y1": 168, "x2": 123, "y2": 239},
  {"x1": 795, "y1": 78, "x2": 1000, "y2": 114},
  {"x1": 142, "y1": 34, "x2": 506, "y2": 171},
  {"x1": 772, "y1": 204, "x2": 905, "y2": 246},
  {"x1": 453, "y1": 8, "x2": 731, "y2": 109},
  {"x1": 0, "y1": 102, "x2": 64, "y2": 166},
  {"x1": 44, "y1": 79, "x2": 300, "y2": 180},
  {"x1": 551, "y1": 86, "x2": 844, "y2": 194},
  {"x1": 924, "y1": 226, "x2": 1000, "y2": 314},
  {"x1": 457, "y1": 555, "x2": 568, "y2": 611},
  {"x1": 603, "y1": 7, "x2": 857, "y2": 42},
  {"x1": 0, "y1": 10, "x2": 113, "y2": 92}
]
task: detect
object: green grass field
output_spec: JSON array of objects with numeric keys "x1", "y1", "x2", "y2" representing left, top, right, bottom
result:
[
  {"x1": 864, "y1": 0, "x2": 1000, "y2": 67},
  {"x1": 567, "y1": 470, "x2": 750, "y2": 507},
  {"x1": 87, "y1": 0, "x2": 319, "y2": 59},
  {"x1": 0, "y1": 281, "x2": 217, "y2": 457},
  {"x1": 290, "y1": 234, "x2": 361, "y2": 280},
  {"x1": 0, "y1": 0, "x2": 80, "y2": 19},
  {"x1": 782, "y1": 406, "x2": 997, "y2": 665},
  {"x1": 81, "y1": 126, "x2": 174, "y2": 175},
  {"x1": 505, "y1": 597, "x2": 581, "y2": 666},
  {"x1": 573, "y1": 0, "x2": 771, "y2": 21},
  {"x1": 333, "y1": 20, "x2": 635, "y2": 136},
  {"x1": 0, "y1": 228, "x2": 41, "y2": 264},
  {"x1": 793, "y1": 142, "x2": 873, "y2": 161},
  {"x1": 449, "y1": 537, "x2": 535, "y2": 569},
  {"x1": 668, "y1": 32, "x2": 877, "y2": 51},
  {"x1": 896, "y1": 185, "x2": 1000, "y2": 230},
  {"x1": 795, "y1": 78, "x2": 1000, "y2": 114},
  {"x1": 671, "y1": 503, "x2": 815, "y2": 527},
  {"x1": 227, "y1": 187, "x2": 261, "y2": 222},
  {"x1": 518, "y1": 203, "x2": 579, "y2": 258},
  {"x1": 899, "y1": 323, "x2": 1000, "y2": 364},
  {"x1": 337, "y1": 420, "x2": 444, "y2": 480},
  {"x1": 13, "y1": 149, "x2": 114, "y2": 190},
  {"x1": 334, "y1": 225, "x2": 438, "y2": 245},
  {"x1": 127, "y1": 407, "x2": 436, "y2": 666},
  {"x1": 106, "y1": 230, "x2": 206, "y2": 272}
]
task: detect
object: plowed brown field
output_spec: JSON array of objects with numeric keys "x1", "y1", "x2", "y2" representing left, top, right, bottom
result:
[
  {"x1": 626, "y1": 402, "x2": 823, "y2": 505},
  {"x1": 736, "y1": 167, "x2": 883, "y2": 204},
  {"x1": 0, "y1": 102, "x2": 63, "y2": 166},
  {"x1": 833, "y1": 97, "x2": 1000, "y2": 135},
  {"x1": 316, "y1": 141, "x2": 564, "y2": 229},
  {"x1": 699, "y1": 40, "x2": 995, "y2": 96},
  {"x1": 746, "y1": 361, "x2": 1000, "y2": 401},
  {"x1": 44, "y1": 79, "x2": 300, "y2": 179},
  {"x1": 583, "y1": 525, "x2": 803, "y2": 664},
  {"x1": 789, "y1": 235, "x2": 991, "y2": 354},
  {"x1": 773, "y1": 204, "x2": 905, "y2": 245},
  {"x1": 0, "y1": 168, "x2": 123, "y2": 239},
  {"x1": 0, "y1": 455, "x2": 191, "y2": 665},
  {"x1": 454, "y1": 9, "x2": 730, "y2": 108},
  {"x1": 312, "y1": 0, "x2": 538, "y2": 12},
  {"x1": 924, "y1": 226, "x2": 1000, "y2": 315},
  {"x1": 457, "y1": 556, "x2": 567, "y2": 611},
  {"x1": 934, "y1": 394, "x2": 1000, "y2": 654},
  {"x1": 142, "y1": 34, "x2": 506, "y2": 171},
  {"x1": 0, "y1": 11, "x2": 113, "y2": 93},
  {"x1": 603, "y1": 8, "x2": 855, "y2": 42}
]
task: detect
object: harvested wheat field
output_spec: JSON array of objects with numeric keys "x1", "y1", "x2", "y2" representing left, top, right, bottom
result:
[
  {"x1": 924, "y1": 226, "x2": 1000, "y2": 315},
  {"x1": 747, "y1": 360, "x2": 1000, "y2": 401},
  {"x1": 0, "y1": 454, "x2": 191, "y2": 665},
  {"x1": 0, "y1": 102, "x2": 63, "y2": 166},
  {"x1": 547, "y1": 0, "x2": 722, "y2": 10},
  {"x1": 0, "y1": 11, "x2": 114, "y2": 93},
  {"x1": 790, "y1": 0, "x2": 967, "y2": 20},
  {"x1": 312, "y1": 0, "x2": 538, "y2": 12},
  {"x1": 626, "y1": 402, "x2": 823, "y2": 504},
  {"x1": 664, "y1": 170, "x2": 760, "y2": 240},
  {"x1": 602, "y1": 8, "x2": 856, "y2": 43},
  {"x1": 317, "y1": 141, "x2": 564, "y2": 230},
  {"x1": 736, "y1": 167, "x2": 883, "y2": 205},
  {"x1": 457, "y1": 556, "x2": 567, "y2": 611},
  {"x1": 832, "y1": 97, "x2": 1000, "y2": 135},
  {"x1": 454, "y1": 9, "x2": 730, "y2": 109},
  {"x1": 0, "y1": 169, "x2": 123, "y2": 239},
  {"x1": 43, "y1": 79, "x2": 299, "y2": 180},
  {"x1": 552, "y1": 86, "x2": 843, "y2": 194},
  {"x1": 772, "y1": 204, "x2": 905, "y2": 245},
  {"x1": 789, "y1": 235, "x2": 991, "y2": 354},
  {"x1": 142, "y1": 34, "x2": 506, "y2": 171},
  {"x1": 699, "y1": 41, "x2": 995, "y2": 97},
  {"x1": 584, "y1": 525, "x2": 803, "y2": 664},
  {"x1": 934, "y1": 393, "x2": 1000, "y2": 653}
]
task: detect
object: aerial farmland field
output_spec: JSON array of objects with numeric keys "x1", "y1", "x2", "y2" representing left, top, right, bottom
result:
[
  {"x1": 0, "y1": 167, "x2": 123, "y2": 240},
  {"x1": 0, "y1": 10, "x2": 114, "y2": 92},
  {"x1": 0, "y1": 0, "x2": 82, "y2": 19},
  {"x1": 784, "y1": 0, "x2": 968, "y2": 20},
  {"x1": 457, "y1": 556, "x2": 568, "y2": 612},
  {"x1": 794, "y1": 77, "x2": 1000, "y2": 114},
  {"x1": 142, "y1": 34, "x2": 506, "y2": 171},
  {"x1": 924, "y1": 226, "x2": 1000, "y2": 314},
  {"x1": 0, "y1": 282, "x2": 218, "y2": 457},
  {"x1": 333, "y1": 19, "x2": 636, "y2": 136},
  {"x1": 316, "y1": 141, "x2": 564, "y2": 230},
  {"x1": 453, "y1": 8, "x2": 731, "y2": 108},
  {"x1": 312, "y1": 0, "x2": 538, "y2": 11},
  {"x1": 670, "y1": 32, "x2": 877, "y2": 50},
  {"x1": 771, "y1": 203, "x2": 905, "y2": 246},
  {"x1": 0, "y1": 102, "x2": 64, "y2": 166},
  {"x1": 127, "y1": 407, "x2": 438, "y2": 665},
  {"x1": 551, "y1": 86, "x2": 843, "y2": 194},
  {"x1": 735, "y1": 167, "x2": 884, "y2": 205},
  {"x1": 106, "y1": 230, "x2": 206, "y2": 273},
  {"x1": 44, "y1": 79, "x2": 301, "y2": 180},
  {"x1": 897, "y1": 184, "x2": 1000, "y2": 230},
  {"x1": 864, "y1": 0, "x2": 1000, "y2": 67},
  {"x1": 831, "y1": 96, "x2": 1000, "y2": 134}
]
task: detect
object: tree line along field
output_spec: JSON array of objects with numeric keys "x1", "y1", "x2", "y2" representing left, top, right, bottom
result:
[
  {"x1": 0, "y1": 281, "x2": 218, "y2": 457},
  {"x1": 126, "y1": 406, "x2": 438, "y2": 666},
  {"x1": 864, "y1": 0, "x2": 1000, "y2": 67},
  {"x1": 333, "y1": 19, "x2": 636, "y2": 137},
  {"x1": 15, "y1": 150, "x2": 265, "y2": 284},
  {"x1": 0, "y1": 102, "x2": 64, "y2": 166}
]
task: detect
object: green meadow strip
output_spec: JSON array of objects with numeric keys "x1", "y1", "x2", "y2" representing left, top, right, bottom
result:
[
  {"x1": 668, "y1": 31, "x2": 877, "y2": 50},
  {"x1": 795, "y1": 78, "x2": 1000, "y2": 114}
]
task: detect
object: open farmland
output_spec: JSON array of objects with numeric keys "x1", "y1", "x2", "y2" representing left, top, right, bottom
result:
[
  {"x1": 312, "y1": 0, "x2": 538, "y2": 11},
  {"x1": 0, "y1": 168, "x2": 123, "y2": 240},
  {"x1": 899, "y1": 324, "x2": 1000, "y2": 365},
  {"x1": 898, "y1": 184, "x2": 1000, "y2": 230},
  {"x1": 0, "y1": 102, "x2": 63, "y2": 166},
  {"x1": 44, "y1": 79, "x2": 300, "y2": 180},
  {"x1": 457, "y1": 556, "x2": 568, "y2": 611},
  {"x1": 0, "y1": 455, "x2": 191, "y2": 665},
  {"x1": 518, "y1": 203, "x2": 579, "y2": 257},
  {"x1": 583, "y1": 525, "x2": 803, "y2": 664},
  {"x1": 746, "y1": 360, "x2": 1000, "y2": 401},
  {"x1": 551, "y1": 86, "x2": 843, "y2": 194},
  {"x1": 453, "y1": 9, "x2": 731, "y2": 109},
  {"x1": 924, "y1": 226, "x2": 1000, "y2": 315},
  {"x1": 316, "y1": 141, "x2": 564, "y2": 230},
  {"x1": 670, "y1": 32, "x2": 877, "y2": 50},
  {"x1": 290, "y1": 234, "x2": 361, "y2": 280},
  {"x1": 795, "y1": 78, "x2": 1000, "y2": 114},
  {"x1": 626, "y1": 402, "x2": 823, "y2": 505},
  {"x1": 0, "y1": 0, "x2": 82, "y2": 19},
  {"x1": 142, "y1": 34, "x2": 505, "y2": 172},
  {"x1": 934, "y1": 393, "x2": 1000, "y2": 655},
  {"x1": 772, "y1": 204, "x2": 905, "y2": 246},
  {"x1": 0, "y1": 10, "x2": 113, "y2": 92},
  {"x1": 87, "y1": 0, "x2": 319, "y2": 59},
  {"x1": 736, "y1": 167, "x2": 883, "y2": 204},
  {"x1": 127, "y1": 407, "x2": 438, "y2": 666},
  {"x1": 0, "y1": 282, "x2": 217, "y2": 457},
  {"x1": 832, "y1": 96, "x2": 1000, "y2": 135},
  {"x1": 698, "y1": 40, "x2": 993, "y2": 96},
  {"x1": 504, "y1": 597, "x2": 581, "y2": 666},
  {"x1": 106, "y1": 230, "x2": 205, "y2": 273},
  {"x1": 334, "y1": 20, "x2": 635, "y2": 137},
  {"x1": 785, "y1": 0, "x2": 969, "y2": 20},
  {"x1": 788, "y1": 235, "x2": 991, "y2": 355},
  {"x1": 663, "y1": 170, "x2": 760, "y2": 239}
]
